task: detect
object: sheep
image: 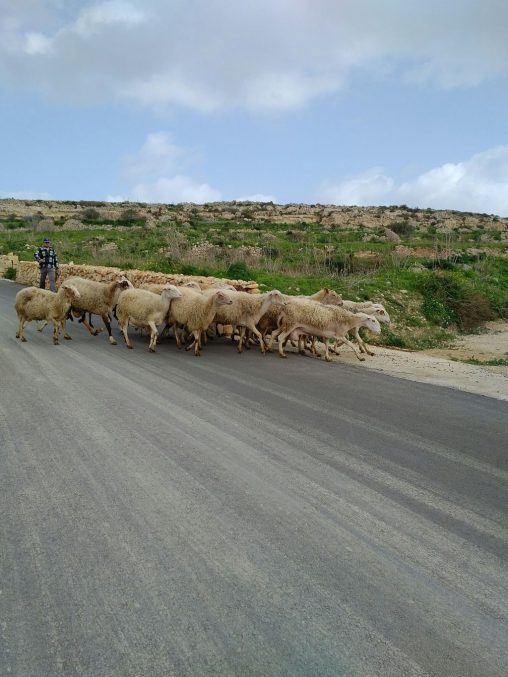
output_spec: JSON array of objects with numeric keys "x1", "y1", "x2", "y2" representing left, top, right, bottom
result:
[
  {"x1": 168, "y1": 289, "x2": 234, "y2": 355},
  {"x1": 62, "y1": 275, "x2": 133, "y2": 344},
  {"x1": 212, "y1": 290, "x2": 287, "y2": 353},
  {"x1": 333, "y1": 301, "x2": 390, "y2": 355},
  {"x1": 268, "y1": 301, "x2": 381, "y2": 361},
  {"x1": 15, "y1": 283, "x2": 81, "y2": 345},
  {"x1": 116, "y1": 284, "x2": 182, "y2": 352},
  {"x1": 183, "y1": 280, "x2": 203, "y2": 291},
  {"x1": 257, "y1": 288, "x2": 343, "y2": 344}
]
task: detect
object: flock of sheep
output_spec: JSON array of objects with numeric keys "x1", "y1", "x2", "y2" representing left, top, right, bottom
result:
[{"x1": 14, "y1": 274, "x2": 390, "y2": 361}]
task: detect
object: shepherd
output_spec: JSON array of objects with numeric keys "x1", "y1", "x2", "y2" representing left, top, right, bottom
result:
[{"x1": 34, "y1": 238, "x2": 59, "y2": 292}]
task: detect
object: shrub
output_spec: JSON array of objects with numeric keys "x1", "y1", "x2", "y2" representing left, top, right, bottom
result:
[
  {"x1": 390, "y1": 221, "x2": 415, "y2": 236},
  {"x1": 82, "y1": 208, "x2": 101, "y2": 221},
  {"x1": 226, "y1": 261, "x2": 251, "y2": 280},
  {"x1": 4, "y1": 266, "x2": 17, "y2": 280},
  {"x1": 416, "y1": 272, "x2": 494, "y2": 330}
]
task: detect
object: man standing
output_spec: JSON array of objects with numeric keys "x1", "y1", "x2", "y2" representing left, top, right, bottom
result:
[{"x1": 35, "y1": 238, "x2": 59, "y2": 292}]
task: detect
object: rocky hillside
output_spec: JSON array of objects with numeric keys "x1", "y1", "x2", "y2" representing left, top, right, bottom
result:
[{"x1": 1, "y1": 198, "x2": 507, "y2": 234}]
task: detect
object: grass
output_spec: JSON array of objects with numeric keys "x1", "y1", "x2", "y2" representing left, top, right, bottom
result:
[{"x1": 452, "y1": 357, "x2": 508, "y2": 366}]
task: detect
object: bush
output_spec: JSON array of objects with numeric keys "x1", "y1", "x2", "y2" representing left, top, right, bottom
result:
[
  {"x1": 226, "y1": 261, "x2": 251, "y2": 280},
  {"x1": 4, "y1": 266, "x2": 17, "y2": 280},
  {"x1": 416, "y1": 272, "x2": 494, "y2": 330},
  {"x1": 390, "y1": 221, "x2": 415, "y2": 236}
]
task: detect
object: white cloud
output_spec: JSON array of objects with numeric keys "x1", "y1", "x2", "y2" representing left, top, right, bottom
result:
[
  {"x1": 317, "y1": 146, "x2": 508, "y2": 216},
  {"x1": 122, "y1": 132, "x2": 199, "y2": 180},
  {"x1": 236, "y1": 193, "x2": 277, "y2": 203},
  {"x1": 319, "y1": 168, "x2": 394, "y2": 206},
  {"x1": 117, "y1": 131, "x2": 220, "y2": 203},
  {"x1": 24, "y1": 32, "x2": 52, "y2": 55},
  {"x1": 1, "y1": 1, "x2": 507, "y2": 112},
  {"x1": 0, "y1": 189, "x2": 52, "y2": 200},
  {"x1": 130, "y1": 176, "x2": 221, "y2": 204},
  {"x1": 106, "y1": 194, "x2": 126, "y2": 202},
  {"x1": 73, "y1": 1, "x2": 147, "y2": 38}
]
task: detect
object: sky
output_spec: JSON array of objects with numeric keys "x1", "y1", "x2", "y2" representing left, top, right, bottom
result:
[{"x1": 0, "y1": 0, "x2": 507, "y2": 215}]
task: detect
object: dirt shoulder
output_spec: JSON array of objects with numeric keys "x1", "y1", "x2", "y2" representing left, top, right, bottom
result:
[{"x1": 328, "y1": 321, "x2": 508, "y2": 402}]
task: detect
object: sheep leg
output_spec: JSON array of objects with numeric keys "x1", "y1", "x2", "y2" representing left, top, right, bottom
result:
[
  {"x1": 148, "y1": 321, "x2": 158, "y2": 352},
  {"x1": 323, "y1": 340, "x2": 332, "y2": 362},
  {"x1": 16, "y1": 319, "x2": 28, "y2": 341},
  {"x1": 120, "y1": 320, "x2": 132, "y2": 349},
  {"x1": 266, "y1": 326, "x2": 282, "y2": 352},
  {"x1": 298, "y1": 334, "x2": 306, "y2": 355},
  {"x1": 236, "y1": 327, "x2": 246, "y2": 353},
  {"x1": 37, "y1": 320, "x2": 48, "y2": 333},
  {"x1": 353, "y1": 328, "x2": 374, "y2": 356},
  {"x1": 277, "y1": 329, "x2": 292, "y2": 358},
  {"x1": 173, "y1": 323, "x2": 183, "y2": 349},
  {"x1": 101, "y1": 313, "x2": 117, "y2": 345},
  {"x1": 246, "y1": 324, "x2": 266, "y2": 353},
  {"x1": 336, "y1": 335, "x2": 365, "y2": 361},
  {"x1": 190, "y1": 330, "x2": 201, "y2": 356},
  {"x1": 62, "y1": 317, "x2": 72, "y2": 340},
  {"x1": 52, "y1": 320, "x2": 60, "y2": 345},
  {"x1": 79, "y1": 312, "x2": 103, "y2": 336},
  {"x1": 184, "y1": 329, "x2": 203, "y2": 354}
]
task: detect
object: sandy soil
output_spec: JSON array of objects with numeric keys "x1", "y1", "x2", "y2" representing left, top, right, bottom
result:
[{"x1": 327, "y1": 321, "x2": 508, "y2": 402}]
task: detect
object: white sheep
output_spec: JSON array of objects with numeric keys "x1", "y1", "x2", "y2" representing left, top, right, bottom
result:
[
  {"x1": 60, "y1": 275, "x2": 133, "y2": 346},
  {"x1": 62, "y1": 275, "x2": 133, "y2": 344},
  {"x1": 334, "y1": 301, "x2": 390, "y2": 355},
  {"x1": 257, "y1": 288, "x2": 343, "y2": 344},
  {"x1": 15, "y1": 283, "x2": 81, "y2": 345},
  {"x1": 116, "y1": 284, "x2": 182, "y2": 352},
  {"x1": 213, "y1": 290, "x2": 287, "y2": 353},
  {"x1": 168, "y1": 289, "x2": 233, "y2": 356},
  {"x1": 269, "y1": 301, "x2": 381, "y2": 361}
]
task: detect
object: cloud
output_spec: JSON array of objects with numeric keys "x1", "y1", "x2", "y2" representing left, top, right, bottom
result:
[
  {"x1": 1, "y1": 1, "x2": 507, "y2": 112},
  {"x1": 122, "y1": 132, "x2": 199, "y2": 180},
  {"x1": 319, "y1": 169, "x2": 394, "y2": 207},
  {"x1": 116, "y1": 131, "x2": 221, "y2": 203},
  {"x1": 0, "y1": 189, "x2": 53, "y2": 200},
  {"x1": 317, "y1": 146, "x2": 508, "y2": 216},
  {"x1": 236, "y1": 193, "x2": 277, "y2": 203},
  {"x1": 73, "y1": 1, "x2": 147, "y2": 38},
  {"x1": 130, "y1": 176, "x2": 221, "y2": 204}
]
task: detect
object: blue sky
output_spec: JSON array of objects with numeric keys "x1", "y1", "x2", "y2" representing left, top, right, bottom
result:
[{"x1": 1, "y1": 0, "x2": 507, "y2": 215}]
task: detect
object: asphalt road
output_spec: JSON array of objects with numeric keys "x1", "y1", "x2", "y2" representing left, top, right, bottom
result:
[{"x1": 1, "y1": 279, "x2": 507, "y2": 677}]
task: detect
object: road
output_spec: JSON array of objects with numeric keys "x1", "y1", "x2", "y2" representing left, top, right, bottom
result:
[{"x1": 1, "y1": 279, "x2": 507, "y2": 677}]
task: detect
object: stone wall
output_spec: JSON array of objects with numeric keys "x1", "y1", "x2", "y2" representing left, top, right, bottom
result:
[
  {"x1": 0, "y1": 253, "x2": 18, "y2": 276},
  {"x1": 0, "y1": 256, "x2": 259, "y2": 293}
]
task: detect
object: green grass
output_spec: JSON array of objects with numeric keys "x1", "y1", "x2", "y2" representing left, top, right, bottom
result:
[{"x1": 452, "y1": 357, "x2": 508, "y2": 366}]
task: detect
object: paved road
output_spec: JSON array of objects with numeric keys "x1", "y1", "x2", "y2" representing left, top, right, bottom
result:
[{"x1": 1, "y1": 279, "x2": 507, "y2": 677}]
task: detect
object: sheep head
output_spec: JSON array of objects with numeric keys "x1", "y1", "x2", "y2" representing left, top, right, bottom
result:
[
  {"x1": 370, "y1": 304, "x2": 391, "y2": 324},
  {"x1": 214, "y1": 290, "x2": 233, "y2": 307},
  {"x1": 117, "y1": 276, "x2": 133, "y2": 291},
  {"x1": 266, "y1": 289, "x2": 286, "y2": 306},
  {"x1": 358, "y1": 314, "x2": 381, "y2": 335},
  {"x1": 161, "y1": 284, "x2": 183, "y2": 300},
  {"x1": 61, "y1": 284, "x2": 81, "y2": 301},
  {"x1": 323, "y1": 289, "x2": 343, "y2": 306}
]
